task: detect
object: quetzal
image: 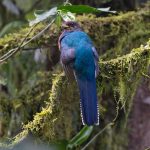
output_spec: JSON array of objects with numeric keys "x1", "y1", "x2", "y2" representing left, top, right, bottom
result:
[{"x1": 58, "y1": 21, "x2": 99, "y2": 126}]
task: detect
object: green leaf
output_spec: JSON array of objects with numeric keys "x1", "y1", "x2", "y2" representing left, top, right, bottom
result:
[
  {"x1": 48, "y1": 140, "x2": 68, "y2": 150},
  {"x1": 29, "y1": 7, "x2": 57, "y2": 26},
  {"x1": 58, "y1": 5, "x2": 99, "y2": 14},
  {"x1": 28, "y1": 5, "x2": 116, "y2": 26},
  {"x1": 58, "y1": 5, "x2": 116, "y2": 14},
  {"x1": 67, "y1": 125, "x2": 93, "y2": 149},
  {"x1": 55, "y1": 15, "x2": 62, "y2": 28}
]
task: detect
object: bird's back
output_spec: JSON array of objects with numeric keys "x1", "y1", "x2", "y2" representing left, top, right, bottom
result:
[
  {"x1": 61, "y1": 31, "x2": 95, "y2": 80},
  {"x1": 60, "y1": 29, "x2": 99, "y2": 125}
]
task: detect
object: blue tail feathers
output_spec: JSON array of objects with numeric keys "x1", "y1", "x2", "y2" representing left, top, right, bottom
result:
[{"x1": 77, "y1": 78, "x2": 99, "y2": 126}]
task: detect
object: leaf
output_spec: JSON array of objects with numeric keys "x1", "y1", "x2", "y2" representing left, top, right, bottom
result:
[
  {"x1": 67, "y1": 126, "x2": 93, "y2": 149},
  {"x1": 29, "y1": 7, "x2": 57, "y2": 26},
  {"x1": 98, "y1": 7, "x2": 116, "y2": 13},
  {"x1": 48, "y1": 140, "x2": 68, "y2": 150},
  {"x1": 60, "y1": 11, "x2": 76, "y2": 22},
  {"x1": 58, "y1": 5, "x2": 99, "y2": 14},
  {"x1": 28, "y1": 5, "x2": 116, "y2": 26},
  {"x1": 58, "y1": 5, "x2": 116, "y2": 14},
  {"x1": 55, "y1": 15, "x2": 62, "y2": 28}
]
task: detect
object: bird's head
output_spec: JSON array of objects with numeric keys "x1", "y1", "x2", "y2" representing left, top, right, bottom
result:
[{"x1": 61, "y1": 21, "x2": 81, "y2": 31}]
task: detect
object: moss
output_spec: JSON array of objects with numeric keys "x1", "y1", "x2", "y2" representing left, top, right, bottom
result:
[
  {"x1": 0, "y1": 39, "x2": 149, "y2": 149},
  {"x1": 0, "y1": 71, "x2": 53, "y2": 141},
  {"x1": 0, "y1": 6, "x2": 150, "y2": 60},
  {"x1": 0, "y1": 4, "x2": 150, "y2": 150}
]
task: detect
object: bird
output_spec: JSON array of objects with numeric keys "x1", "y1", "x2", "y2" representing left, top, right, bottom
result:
[{"x1": 58, "y1": 21, "x2": 99, "y2": 126}]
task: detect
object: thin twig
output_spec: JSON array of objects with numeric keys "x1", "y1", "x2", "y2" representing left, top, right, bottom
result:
[
  {"x1": 23, "y1": 20, "x2": 55, "y2": 46},
  {"x1": 0, "y1": 23, "x2": 38, "y2": 62},
  {"x1": 81, "y1": 123, "x2": 114, "y2": 150},
  {"x1": 0, "y1": 19, "x2": 55, "y2": 64},
  {"x1": 142, "y1": 72, "x2": 150, "y2": 79},
  {"x1": 0, "y1": 48, "x2": 16, "y2": 60}
]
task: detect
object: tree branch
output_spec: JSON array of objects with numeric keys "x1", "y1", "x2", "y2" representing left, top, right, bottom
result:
[{"x1": 0, "y1": 19, "x2": 55, "y2": 64}]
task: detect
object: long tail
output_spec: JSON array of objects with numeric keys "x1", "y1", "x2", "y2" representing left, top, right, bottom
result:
[{"x1": 77, "y1": 77, "x2": 99, "y2": 126}]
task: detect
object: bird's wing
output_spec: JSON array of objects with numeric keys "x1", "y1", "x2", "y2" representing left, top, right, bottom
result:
[
  {"x1": 60, "y1": 42, "x2": 76, "y2": 80},
  {"x1": 60, "y1": 47, "x2": 75, "y2": 65},
  {"x1": 92, "y1": 47, "x2": 99, "y2": 78},
  {"x1": 61, "y1": 63, "x2": 75, "y2": 81}
]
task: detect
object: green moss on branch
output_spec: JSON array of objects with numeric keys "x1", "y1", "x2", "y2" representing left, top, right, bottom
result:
[
  {"x1": 0, "y1": 6, "x2": 150, "y2": 60},
  {"x1": 0, "y1": 39, "x2": 149, "y2": 149},
  {"x1": 0, "y1": 4, "x2": 150, "y2": 150},
  {"x1": 100, "y1": 41, "x2": 150, "y2": 78}
]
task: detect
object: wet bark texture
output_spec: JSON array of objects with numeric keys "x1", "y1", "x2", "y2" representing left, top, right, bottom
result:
[{"x1": 128, "y1": 76, "x2": 150, "y2": 150}]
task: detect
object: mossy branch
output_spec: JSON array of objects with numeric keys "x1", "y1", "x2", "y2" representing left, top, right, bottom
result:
[
  {"x1": 0, "y1": 6, "x2": 150, "y2": 59},
  {"x1": 100, "y1": 41, "x2": 150, "y2": 78},
  {"x1": 0, "y1": 39, "x2": 149, "y2": 149},
  {"x1": 0, "y1": 72, "x2": 65, "y2": 149},
  {"x1": 23, "y1": 72, "x2": 64, "y2": 133},
  {"x1": 0, "y1": 4, "x2": 150, "y2": 149}
]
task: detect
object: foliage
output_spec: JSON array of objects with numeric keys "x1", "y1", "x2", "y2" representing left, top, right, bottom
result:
[
  {"x1": 0, "y1": 3, "x2": 150, "y2": 150},
  {"x1": 29, "y1": 3, "x2": 116, "y2": 26},
  {"x1": 0, "y1": 5, "x2": 149, "y2": 57},
  {"x1": 0, "y1": 39, "x2": 149, "y2": 149}
]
